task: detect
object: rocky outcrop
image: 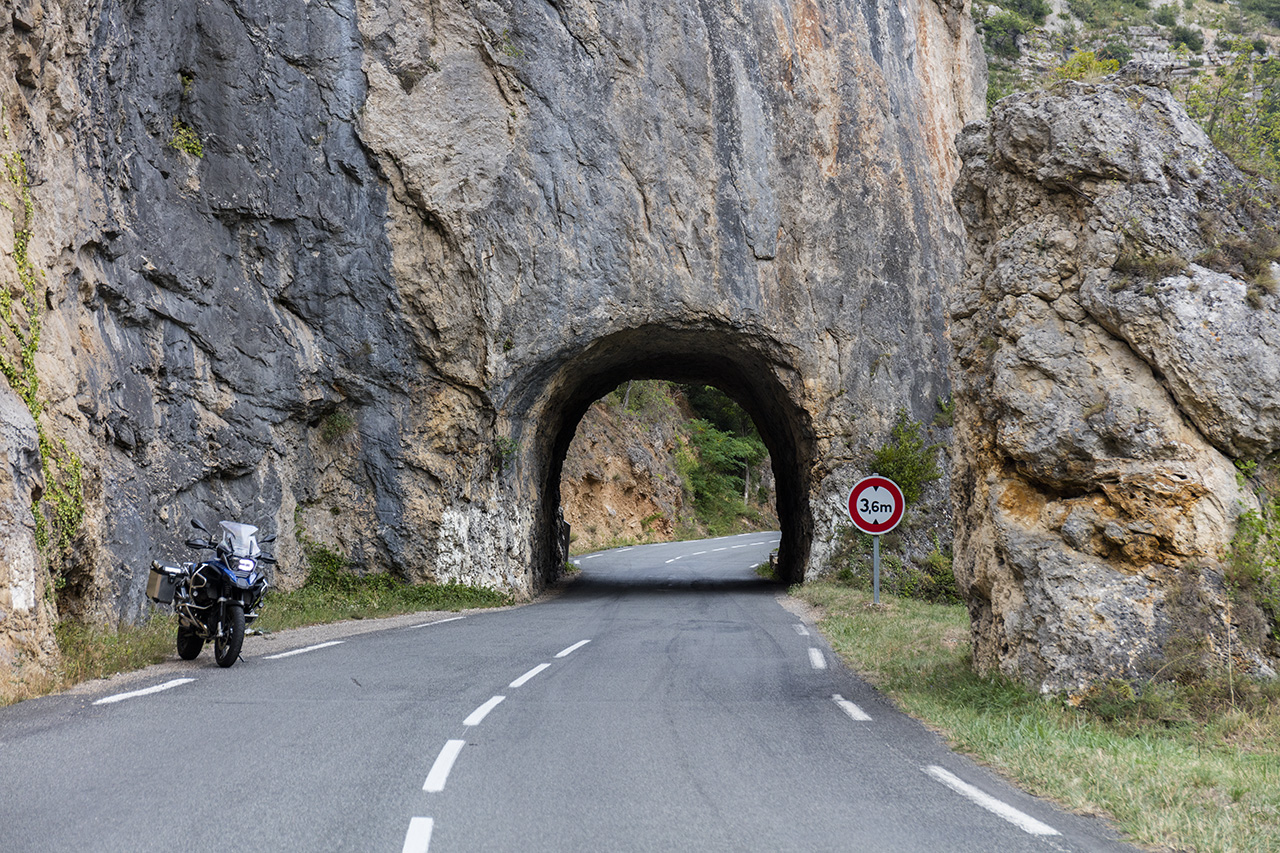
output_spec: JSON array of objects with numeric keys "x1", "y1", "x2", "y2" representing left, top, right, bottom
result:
[
  {"x1": 0, "y1": 382, "x2": 54, "y2": 681},
  {"x1": 0, "y1": 0, "x2": 983, "y2": 683},
  {"x1": 560, "y1": 399, "x2": 689, "y2": 551},
  {"x1": 952, "y1": 70, "x2": 1280, "y2": 692}
]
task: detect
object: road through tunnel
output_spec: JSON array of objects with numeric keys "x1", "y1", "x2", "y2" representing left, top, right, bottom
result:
[{"x1": 509, "y1": 325, "x2": 816, "y2": 591}]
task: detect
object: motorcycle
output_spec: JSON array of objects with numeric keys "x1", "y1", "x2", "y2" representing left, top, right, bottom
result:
[{"x1": 147, "y1": 519, "x2": 275, "y2": 668}]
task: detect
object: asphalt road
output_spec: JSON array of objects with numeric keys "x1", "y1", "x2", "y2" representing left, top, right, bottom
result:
[{"x1": 0, "y1": 533, "x2": 1137, "y2": 852}]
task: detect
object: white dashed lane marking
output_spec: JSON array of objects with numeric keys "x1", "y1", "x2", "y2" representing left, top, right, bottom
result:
[
  {"x1": 509, "y1": 663, "x2": 551, "y2": 688},
  {"x1": 402, "y1": 817, "x2": 434, "y2": 853},
  {"x1": 808, "y1": 648, "x2": 827, "y2": 670},
  {"x1": 405, "y1": 616, "x2": 465, "y2": 630},
  {"x1": 264, "y1": 640, "x2": 344, "y2": 659},
  {"x1": 924, "y1": 766, "x2": 1061, "y2": 836},
  {"x1": 463, "y1": 696, "x2": 505, "y2": 726},
  {"x1": 556, "y1": 640, "x2": 591, "y2": 658},
  {"x1": 93, "y1": 678, "x2": 195, "y2": 706},
  {"x1": 423, "y1": 740, "x2": 466, "y2": 793},
  {"x1": 832, "y1": 694, "x2": 872, "y2": 722}
]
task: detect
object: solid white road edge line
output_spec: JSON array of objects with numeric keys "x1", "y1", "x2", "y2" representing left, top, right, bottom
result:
[
  {"x1": 93, "y1": 678, "x2": 195, "y2": 706},
  {"x1": 808, "y1": 647, "x2": 827, "y2": 669},
  {"x1": 924, "y1": 765, "x2": 1061, "y2": 836},
  {"x1": 510, "y1": 663, "x2": 551, "y2": 687},
  {"x1": 402, "y1": 817, "x2": 434, "y2": 853},
  {"x1": 464, "y1": 695, "x2": 506, "y2": 726},
  {"x1": 264, "y1": 640, "x2": 344, "y2": 659},
  {"x1": 424, "y1": 740, "x2": 466, "y2": 793},
  {"x1": 556, "y1": 640, "x2": 591, "y2": 658},
  {"x1": 832, "y1": 694, "x2": 872, "y2": 721},
  {"x1": 405, "y1": 616, "x2": 466, "y2": 630}
]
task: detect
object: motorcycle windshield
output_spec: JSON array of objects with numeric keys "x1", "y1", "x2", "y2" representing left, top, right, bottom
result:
[{"x1": 219, "y1": 521, "x2": 260, "y2": 558}]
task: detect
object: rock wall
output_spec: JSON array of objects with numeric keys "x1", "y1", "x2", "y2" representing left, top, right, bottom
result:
[
  {"x1": 952, "y1": 67, "x2": 1279, "y2": 692},
  {"x1": 0, "y1": 0, "x2": 983, "y2": 677},
  {"x1": 560, "y1": 398, "x2": 690, "y2": 552},
  {"x1": 0, "y1": 381, "x2": 53, "y2": 681}
]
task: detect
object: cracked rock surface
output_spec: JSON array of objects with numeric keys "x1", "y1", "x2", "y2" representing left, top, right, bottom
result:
[{"x1": 952, "y1": 75, "x2": 1280, "y2": 691}]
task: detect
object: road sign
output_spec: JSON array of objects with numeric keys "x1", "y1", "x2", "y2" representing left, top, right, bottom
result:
[{"x1": 847, "y1": 475, "x2": 905, "y2": 535}]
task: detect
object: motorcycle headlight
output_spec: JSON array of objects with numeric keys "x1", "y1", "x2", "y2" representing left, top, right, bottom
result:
[{"x1": 237, "y1": 558, "x2": 257, "y2": 572}]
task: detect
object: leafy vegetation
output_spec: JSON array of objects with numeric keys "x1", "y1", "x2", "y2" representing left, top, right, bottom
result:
[
  {"x1": 827, "y1": 525, "x2": 960, "y2": 603},
  {"x1": 3, "y1": 614, "x2": 178, "y2": 706},
  {"x1": 868, "y1": 410, "x2": 941, "y2": 506},
  {"x1": 1184, "y1": 39, "x2": 1280, "y2": 183},
  {"x1": 168, "y1": 117, "x2": 203, "y2": 158},
  {"x1": 984, "y1": 10, "x2": 1037, "y2": 59},
  {"x1": 1244, "y1": 0, "x2": 1280, "y2": 28},
  {"x1": 1050, "y1": 50, "x2": 1119, "y2": 85},
  {"x1": 1063, "y1": 0, "x2": 1152, "y2": 29},
  {"x1": 0, "y1": 119, "x2": 84, "y2": 596},
  {"x1": 319, "y1": 408, "x2": 356, "y2": 443},
  {"x1": 795, "y1": 582, "x2": 1280, "y2": 853},
  {"x1": 1225, "y1": 464, "x2": 1280, "y2": 645}
]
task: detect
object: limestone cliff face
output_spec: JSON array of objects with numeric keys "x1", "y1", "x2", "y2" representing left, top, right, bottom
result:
[
  {"x1": 560, "y1": 400, "x2": 689, "y2": 551},
  {"x1": 0, "y1": 0, "x2": 983, "y2": 675},
  {"x1": 952, "y1": 69, "x2": 1280, "y2": 692}
]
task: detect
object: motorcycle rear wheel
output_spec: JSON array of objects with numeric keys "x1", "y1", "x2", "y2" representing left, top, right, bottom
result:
[
  {"x1": 214, "y1": 604, "x2": 245, "y2": 668},
  {"x1": 176, "y1": 625, "x2": 203, "y2": 660}
]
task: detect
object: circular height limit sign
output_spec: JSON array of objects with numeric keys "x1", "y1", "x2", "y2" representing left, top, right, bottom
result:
[{"x1": 847, "y1": 475, "x2": 906, "y2": 535}]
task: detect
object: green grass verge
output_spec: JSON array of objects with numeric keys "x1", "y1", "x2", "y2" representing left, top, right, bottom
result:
[
  {"x1": 793, "y1": 582, "x2": 1280, "y2": 853},
  {"x1": 53, "y1": 615, "x2": 179, "y2": 687},
  {"x1": 254, "y1": 575, "x2": 509, "y2": 633}
]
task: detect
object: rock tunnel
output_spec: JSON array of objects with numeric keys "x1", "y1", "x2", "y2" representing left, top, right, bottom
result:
[
  {"x1": 510, "y1": 324, "x2": 815, "y2": 590},
  {"x1": 0, "y1": 0, "x2": 983, "y2": 675}
]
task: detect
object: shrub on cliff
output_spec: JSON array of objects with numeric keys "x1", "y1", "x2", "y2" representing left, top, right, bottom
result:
[
  {"x1": 983, "y1": 11, "x2": 1035, "y2": 59},
  {"x1": 868, "y1": 410, "x2": 942, "y2": 507},
  {"x1": 1051, "y1": 51, "x2": 1119, "y2": 85}
]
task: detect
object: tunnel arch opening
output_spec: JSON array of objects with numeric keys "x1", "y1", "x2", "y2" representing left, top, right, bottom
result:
[{"x1": 508, "y1": 324, "x2": 817, "y2": 592}]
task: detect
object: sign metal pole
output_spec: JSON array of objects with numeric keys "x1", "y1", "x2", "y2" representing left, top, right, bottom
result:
[{"x1": 873, "y1": 535, "x2": 880, "y2": 605}]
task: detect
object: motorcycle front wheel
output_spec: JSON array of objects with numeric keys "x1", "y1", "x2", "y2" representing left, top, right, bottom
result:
[
  {"x1": 176, "y1": 625, "x2": 203, "y2": 660},
  {"x1": 214, "y1": 604, "x2": 245, "y2": 668}
]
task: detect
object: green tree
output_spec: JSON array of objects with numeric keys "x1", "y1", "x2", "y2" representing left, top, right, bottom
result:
[
  {"x1": 1170, "y1": 24, "x2": 1204, "y2": 52},
  {"x1": 1004, "y1": 0, "x2": 1051, "y2": 24},
  {"x1": 869, "y1": 411, "x2": 942, "y2": 506},
  {"x1": 684, "y1": 419, "x2": 768, "y2": 533},
  {"x1": 984, "y1": 11, "x2": 1035, "y2": 59},
  {"x1": 1185, "y1": 39, "x2": 1280, "y2": 179}
]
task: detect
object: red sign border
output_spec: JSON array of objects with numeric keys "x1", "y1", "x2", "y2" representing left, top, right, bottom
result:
[{"x1": 847, "y1": 475, "x2": 906, "y2": 535}]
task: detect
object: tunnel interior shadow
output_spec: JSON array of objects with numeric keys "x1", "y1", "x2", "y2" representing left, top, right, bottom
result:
[{"x1": 509, "y1": 323, "x2": 817, "y2": 595}]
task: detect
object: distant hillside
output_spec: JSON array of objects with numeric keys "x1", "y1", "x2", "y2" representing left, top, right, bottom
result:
[
  {"x1": 981, "y1": 0, "x2": 1280, "y2": 100},
  {"x1": 979, "y1": 0, "x2": 1280, "y2": 179}
]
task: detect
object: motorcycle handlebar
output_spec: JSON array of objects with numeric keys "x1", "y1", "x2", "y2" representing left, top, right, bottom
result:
[{"x1": 185, "y1": 538, "x2": 212, "y2": 550}]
